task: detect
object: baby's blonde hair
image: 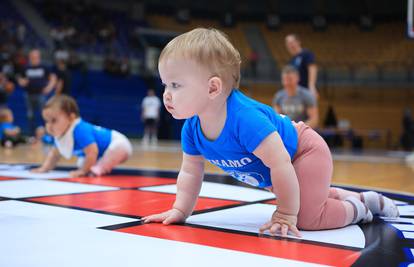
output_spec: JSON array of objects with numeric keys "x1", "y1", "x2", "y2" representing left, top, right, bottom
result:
[{"x1": 159, "y1": 28, "x2": 242, "y2": 89}]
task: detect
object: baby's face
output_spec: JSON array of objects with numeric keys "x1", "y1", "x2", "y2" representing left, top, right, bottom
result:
[
  {"x1": 42, "y1": 107, "x2": 74, "y2": 138},
  {"x1": 159, "y1": 57, "x2": 211, "y2": 120}
]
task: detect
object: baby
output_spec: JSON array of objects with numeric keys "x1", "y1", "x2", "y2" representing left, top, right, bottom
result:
[
  {"x1": 143, "y1": 28, "x2": 398, "y2": 237},
  {"x1": 31, "y1": 95, "x2": 132, "y2": 177},
  {"x1": 0, "y1": 108, "x2": 25, "y2": 148}
]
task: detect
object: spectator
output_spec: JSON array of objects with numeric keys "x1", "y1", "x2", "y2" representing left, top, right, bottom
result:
[
  {"x1": 119, "y1": 57, "x2": 130, "y2": 77},
  {"x1": 16, "y1": 23, "x2": 26, "y2": 46},
  {"x1": 248, "y1": 49, "x2": 258, "y2": 78},
  {"x1": 273, "y1": 65, "x2": 319, "y2": 128},
  {"x1": 401, "y1": 108, "x2": 414, "y2": 151},
  {"x1": 285, "y1": 34, "x2": 318, "y2": 98},
  {"x1": 0, "y1": 72, "x2": 14, "y2": 108},
  {"x1": 54, "y1": 60, "x2": 71, "y2": 95},
  {"x1": 17, "y1": 49, "x2": 57, "y2": 136},
  {"x1": 50, "y1": 26, "x2": 67, "y2": 48},
  {"x1": 141, "y1": 88, "x2": 161, "y2": 146}
]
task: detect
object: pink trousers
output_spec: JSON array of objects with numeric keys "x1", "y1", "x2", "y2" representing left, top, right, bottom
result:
[{"x1": 292, "y1": 122, "x2": 347, "y2": 230}]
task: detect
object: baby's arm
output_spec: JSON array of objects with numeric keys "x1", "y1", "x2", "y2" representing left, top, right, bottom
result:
[
  {"x1": 31, "y1": 147, "x2": 61, "y2": 173},
  {"x1": 70, "y1": 143, "x2": 99, "y2": 177},
  {"x1": 4, "y1": 126, "x2": 20, "y2": 136},
  {"x1": 143, "y1": 152, "x2": 205, "y2": 224},
  {"x1": 253, "y1": 131, "x2": 301, "y2": 237}
]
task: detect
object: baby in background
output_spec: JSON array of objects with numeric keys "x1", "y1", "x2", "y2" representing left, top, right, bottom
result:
[
  {"x1": 31, "y1": 95, "x2": 132, "y2": 177},
  {"x1": 0, "y1": 108, "x2": 25, "y2": 148}
]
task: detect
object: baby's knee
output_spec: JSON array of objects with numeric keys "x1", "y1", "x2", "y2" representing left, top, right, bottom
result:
[{"x1": 297, "y1": 211, "x2": 320, "y2": 230}]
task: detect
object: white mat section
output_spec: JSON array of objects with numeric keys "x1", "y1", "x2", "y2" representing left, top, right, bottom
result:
[
  {"x1": 0, "y1": 216, "x2": 326, "y2": 267},
  {"x1": 394, "y1": 200, "x2": 409, "y2": 205},
  {"x1": 397, "y1": 205, "x2": 414, "y2": 216},
  {"x1": 0, "y1": 200, "x2": 136, "y2": 228},
  {"x1": 402, "y1": 231, "x2": 414, "y2": 239},
  {"x1": 382, "y1": 217, "x2": 414, "y2": 224},
  {"x1": 187, "y1": 203, "x2": 365, "y2": 249},
  {"x1": 0, "y1": 180, "x2": 117, "y2": 198},
  {"x1": 0, "y1": 169, "x2": 70, "y2": 179},
  {"x1": 0, "y1": 164, "x2": 70, "y2": 179},
  {"x1": 140, "y1": 181, "x2": 275, "y2": 202},
  {"x1": 390, "y1": 223, "x2": 414, "y2": 232}
]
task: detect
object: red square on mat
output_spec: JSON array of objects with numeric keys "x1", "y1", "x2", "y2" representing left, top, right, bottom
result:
[
  {"x1": 28, "y1": 190, "x2": 242, "y2": 217},
  {"x1": 57, "y1": 175, "x2": 176, "y2": 188},
  {"x1": 263, "y1": 199, "x2": 277, "y2": 205},
  {"x1": 117, "y1": 223, "x2": 360, "y2": 266},
  {"x1": 0, "y1": 177, "x2": 18, "y2": 181}
]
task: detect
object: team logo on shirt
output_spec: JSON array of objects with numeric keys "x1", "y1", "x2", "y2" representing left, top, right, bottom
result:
[
  {"x1": 294, "y1": 57, "x2": 302, "y2": 66},
  {"x1": 208, "y1": 157, "x2": 252, "y2": 168},
  {"x1": 227, "y1": 170, "x2": 265, "y2": 187}
]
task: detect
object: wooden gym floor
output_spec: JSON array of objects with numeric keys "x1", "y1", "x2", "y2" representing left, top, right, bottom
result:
[{"x1": 1, "y1": 140, "x2": 414, "y2": 195}]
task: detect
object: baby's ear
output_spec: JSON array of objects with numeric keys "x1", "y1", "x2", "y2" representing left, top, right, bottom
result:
[
  {"x1": 207, "y1": 76, "x2": 223, "y2": 99},
  {"x1": 69, "y1": 113, "x2": 78, "y2": 120}
]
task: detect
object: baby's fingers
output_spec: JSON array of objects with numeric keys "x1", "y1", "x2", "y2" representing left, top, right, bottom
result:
[
  {"x1": 270, "y1": 223, "x2": 281, "y2": 236},
  {"x1": 289, "y1": 224, "x2": 302, "y2": 238},
  {"x1": 280, "y1": 224, "x2": 289, "y2": 237},
  {"x1": 142, "y1": 213, "x2": 167, "y2": 223},
  {"x1": 162, "y1": 215, "x2": 177, "y2": 225},
  {"x1": 259, "y1": 221, "x2": 273, "y2": 233}
]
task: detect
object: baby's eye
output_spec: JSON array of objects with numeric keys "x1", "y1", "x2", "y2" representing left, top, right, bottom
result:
[
  {"x1": 171, "y1": 82, "x2": 180, "y2": 89},
  {"x1": 161, "y1": 83, "x2": 166, "y2": 89}
]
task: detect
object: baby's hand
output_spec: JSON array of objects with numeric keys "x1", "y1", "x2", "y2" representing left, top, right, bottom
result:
[
  {"x1": 259, "y1": 211, "x2": 301, "y2": 237},
  {"x1": 142, "y1": 208, "x2": 186, "y2": 225},
  {"x1": 69, "y1": 169, "x2": 87, "y2": 178},
  {"x1": 30, "y1": 167, "x2": 49, "y2": 173}
]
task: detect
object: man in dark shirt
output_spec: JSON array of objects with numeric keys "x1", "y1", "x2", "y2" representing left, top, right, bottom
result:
[
  {"x1": 17, "y1": 49, "x2": 57, "y2": 136},
  {"x1": 285, "y1": 34, "x2": 318, "y2": 98},
  {"x1": 54, "y1": 60, "x2": 71, "y2": 95}
]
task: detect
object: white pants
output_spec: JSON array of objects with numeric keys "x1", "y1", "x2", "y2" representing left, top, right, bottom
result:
[{"x1": 77, "y1": 130, "x2": 132, "y2": 175}]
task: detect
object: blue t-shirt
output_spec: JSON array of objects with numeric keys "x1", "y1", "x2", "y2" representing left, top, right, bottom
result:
[
  {"x1": 289, "y1": 49, "x2": 315, "y2": 88},
  {"x1": 181, "y1": 90, "x2": 298, "y2": 188},
  {"x1": 54, "y1": 119, "x2": 112, "y2": 158}
]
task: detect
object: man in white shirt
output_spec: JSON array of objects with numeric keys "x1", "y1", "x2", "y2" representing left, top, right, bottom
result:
[{"x1": 141, "y1": 89, "x2": 161, "y2": 145}]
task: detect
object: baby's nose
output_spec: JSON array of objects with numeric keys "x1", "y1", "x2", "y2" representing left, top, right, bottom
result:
[{"x1": 163, "y1": 91, "x2": 172, "y2": 102}]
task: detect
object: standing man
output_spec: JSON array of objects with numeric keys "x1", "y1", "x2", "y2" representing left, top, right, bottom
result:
[
  {"x1": 273, "y1": 65, "x2": 319, "y2": 128},
  {"x1": 285, "y1": 34, "x2": 318, "y2": 98},
  {"x1": 17, "y1": 49, "x2": 57, "y2": 136},
  {"x1": 141, "y1": 88, "x2": 161, "y2": 146},
  {"x1": 54, "y1": 59, "x2": 71, "y2": 95}
]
